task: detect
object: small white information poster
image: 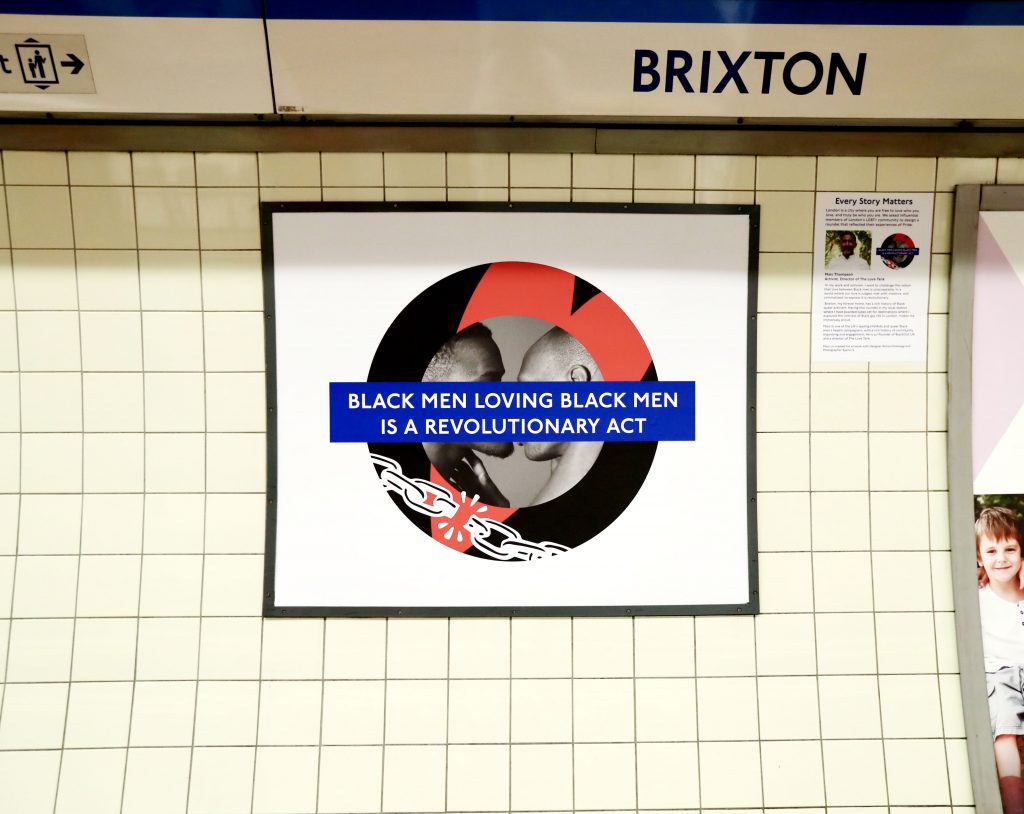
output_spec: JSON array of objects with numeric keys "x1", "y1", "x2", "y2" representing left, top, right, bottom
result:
[{"x1": 811, "y1": 191, "x2": 933, "y2": 361}]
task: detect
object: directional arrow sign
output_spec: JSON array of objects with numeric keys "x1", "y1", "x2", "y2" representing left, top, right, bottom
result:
[{"x1": 60, "y1": 54, "x2": 84, "y2": 75}]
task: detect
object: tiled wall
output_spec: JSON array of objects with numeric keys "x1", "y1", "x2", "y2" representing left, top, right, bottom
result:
[{"x1": 0, "y1": 148, "x2": 1020, "y2": 813}]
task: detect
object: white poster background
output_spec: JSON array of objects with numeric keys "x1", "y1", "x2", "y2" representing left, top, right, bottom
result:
[
  {"x1": 812, "y1": 192, "x2": 933, "y2": 362},
  {"x1": 271, "y1": 210, "x2": 752, "y2": 610}
]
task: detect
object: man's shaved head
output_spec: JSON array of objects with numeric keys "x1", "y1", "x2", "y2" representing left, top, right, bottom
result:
[{"x1": 518, "y1": 327, "x2": 602, "y2": 385}]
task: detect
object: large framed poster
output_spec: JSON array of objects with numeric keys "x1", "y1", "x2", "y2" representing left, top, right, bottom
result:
[
  {"x1": 949, "y1": 185, "x2": 1024, "y2": 814},
  {"x1": 262, "y1": 203, "x2": 757, "y2": 616}
]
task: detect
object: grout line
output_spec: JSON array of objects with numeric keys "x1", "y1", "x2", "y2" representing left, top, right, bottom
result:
[
  {"x1": 378, "y1": 618, "x2": 389, "y2": 813},
  {"x1": 314, "y1": 618, "x2": 327, "y2": 812}
]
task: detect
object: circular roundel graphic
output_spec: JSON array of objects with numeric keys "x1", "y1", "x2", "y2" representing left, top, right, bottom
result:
[
  {"x1": 367, "y1": 261, "x2": 658, "y2": 562},
  {"x1": 877, "y1": 232, "x2": 917, "y2": 269}
]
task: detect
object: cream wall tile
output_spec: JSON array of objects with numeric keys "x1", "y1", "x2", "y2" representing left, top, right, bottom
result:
[
  {"x1": 633, "y1": 188, "x2": 694, "y2": 203},
  {"x1": 634, "y1": 616, "x2": 694, "y2": 676},
  {"x1": 138, "y1": 250, "x2": 201, "y2": 309},
  {"x1": 756, "y1": 614, "x2": 817, "y2": 675},
  {"x1": 0, "y1": 375, "x2": 15, "y2": 431},
  {"x1": 818, "y1": 674, "x2": 880, "y2": 738},
  {"x1": 81, "y1": 494, "x2": 142, "y2": 553},
  {"x1": 0, "y1": 496, "x2": 16, "y2": 552},
  {"x1": 511, "y1": 678, "x2": 571, "y2": 742},
  {"x1": 142, "y1": 312, "x2": 203, "y2": 371},
  {"x1": 876, "y1": 157, "x2": 936, "y2": 192},
  {"x1": 448, "y1": 186, "x2": 508, "y2": 202},
  {"x1": 447, "y1": 679, "x2": 509, "y2": 743},
  {"x1": 199, "y1": 617, "x2": 262, "y2": 680},
  {"x1": 695, "y1": 616, "x2": 755, "y2": 676},
  {"x1": 257, "y1": 681, "x2": 322, "y2": 745},
  {"x1": 387, "y1": 618, "x2": 448, "y2": 678},
  {"x1": 756, "y1": 156, "x2": 816, "y2": 190},
  {"x1": 886, "y1": 739, "x2": 950, "y2": 805},
  {"x1": 510, "y1": 186, "x2": 571, "y2": 202},
  {"x1": 81, "y1": 311, "x2": 142, "y2": 371},
  {"x1": 928, "y1": 371, "x2": 948, "y2": 431},
  {"x1": 932, "y1": 192, "x2": 954, "y2": 253},
  {"x1": 757, "y1": 313, "x2": 809, "y2": 371},
  {"x1": 63, "y1": 681, "x2": 133, "y2": 747},
  {"x1": 145, "y1": 432, "x2": 204, "y2": 492},
  {"x1": 758, "y1": 252, "x2": 811, "y2": 312},
  {"x1": 18, "y1": 494, "x2": 81, "y2": 552},
  {"x1": 574, "y1": 678, "x2": 634, "y2": 741},
  {"x1": 0, "y1": 683, "x2": 68, "y2": 748},
  {"x1": 384, "y1": 152, "x2": 446, "y2": 187},
  {"x1": 206, "y1": 372, "x2": 265, "y2": 432},
  {"x1": 54, "y1": 748, "x2": 126, "y2": 814},
  {"x1": 20, "y1": 372, "x2": 81, "y2": 432},
  {"x1": 144, "y1": 372, "x2": 204, "y2": 431},
  {"x1": 196, "y1": 152, "x2": 258, "y2": 186},
  {"x1": 757, "y1": 373, "x2": 809, "y2": 432},
  {"x1": 878, "y1": 674, "x2": 943, "y2": 737},
  {"x1": 816, "y1": 156, "x2": 876, "y2": 190},
  {"x1": 759, "y1": 552, "x2": 813, "y2": 611},
  {"x1": 321, "y1": 152, "x2": 384, "y2": 186},
  {"x1": 512, "y1": 617, "x2": 571, "y2": 677},
  {"x1": 252, "y1": 746, "x2": 319, "y2": 814},
  {"x1": 510, "y1": 153, "x2": 571, "y2": 187},
  {"x1": 201, "y1": 250, "x2": 262, "y2": 310},
  {"x1": 7, "y1": 187, "x2": 73, "y2": 248},
  {"x1": 4, "y1": 151, "x2": 67, "y2": 184},
  {"x1": 936, "y1": 157, "x2": 997, "y2": 192},
  {"x1": 757, "y1": 432, "x2": 809, "y2": 491},
  {"x1": 20, "y1": 433, "x2": 82, "y2": 493},
  {"x1": 574, "y1": 743, "x2": 636, "y2": 810},
  {"x1": 188, "y1": 747, "x2": 255, "y2": 812},
  {"x1": 321, "y1": 680, "x2": 384, "y2": 744},
  {"x1": 815, "y1": 612, "x2": 876, "y2": 674},
  {"x1": 573, "y1": 188, "x2": 632, "y2": 203},
  {"x1": 71, "y1": 187, "x2": 137, "y2": 249},
  {"x1": 135, "y1": 187, "x2": 198, "y2": 249},
  {"x1": 134, "y1": 618, "x2": 199, "y2": 681},
  {"x1": 0, "y1": 254, "x2": 12, "y2": 309},
  {"x1": 930, "y1": 253, "x2": 950, "y2": 312},
  {"x1": 259, "y1": 185, "x2": 319, "y2": 202},
  {"x1": 996, "y1": 157, "x2": 1024, "y2": 183},
  {"x1": 757, "y1": 676, "x2": 819, "y2": 739},
  {"x1": 756, "y1": 191, "x2": 814, "y2": 252},
  {"x1": 821, "y1": 740, "x2": 888, "y2": 805},
  {"x1": 447, "y1": 744, "x2": 510, "y2": 811},
  {"x1": 870, "y1": 372, "x2": 926, "y2": 430},
  {"x1": 258, "y1": 152, "x2": 320, "y2": 186},
  {"x1": 76, "y1": 554, "x2": 141, "y2": 616},
  {"x1": 761, "y1": 740, "x2": 825, "y2": 807},
  {"x1": 76, "y1": 250, "x2": 139, "y2": 310},
  {"x1": 201, "y1": 554, "x2": 263, "y2": 616},
  {"x1": 138, "y1": 554, "x2": 203, "y2": 616},
  {"x1": 12, "y1": 249, "x2": 77, "y2": 309},
  {"x1": 83, "y1": 373, "x2": 143, "y2": 431},
  {"x1": 871, "y1": 491, "x2": 930, "y2": 549},
  {"x1": 206, "y1": 433, "x2": 265, "y2": 492},
  {"x1": 0, "y1": 751, "x2": 60, "y2": 814},
  {"x1": 131, "y1": 152, "x2": 194, "y2": 186},
  {"x1": 205, "y1": 493, "x2": 264, "y2": 553},
  {"x1": 698, "y1": 676, "x2": 758, "y2": 739},
  {"x1": 935, "y1": 611, "x2": 959, "y2": 672},
  {"x1": 932, "y1": 550, "x2": 954, "y2": 611},
  {"x1": 324, "y1": 619, "x2": 386, "y2": 679},
  {"x1": 448, "y1": 618, "x2": 509, "y2": 678},
  {"x1": 694, "y1": 189, "x2": 754, "y2": 204},
  {"x1": 947, "y1": 741, "x2": 975, "y2": 807},
  {"x1": 68, "y1": 152, "x2": 132, "y2": 186},
  {"x1": 0, "y1": 432, "x2": 17, "y2": 490},
  {"x1": 122, "y1": 747, "x2": 190, "y2": 814},
  {"x1": 698, "y1": 741, "x2": 762, "y2": 808},
  {"x1": 929, "y1": 313, "x2": 948, "y2": 370},
  {"x1": 381, "y1": 744, "x2": 446, "y2": 812},
  {"x1": 758, "y1": 491, "x2": 811, "y2": 551},
  {"x1": 876, "y1": 612, "x2": 937, "y2": 673},
  {"x1": 447, "y1": 153, "x2": 508, "y2": 187},
  {"x1": 940, "y1": 674, "x2": 966, "y2": 737},
  {"x1": 634, "y1": 154, "x2": 694, "y2": 189},
  {"x1": 0, "y1": 195, "x2": 8, "y2": 250},
  {"x1": 322, "y1": 186, "x2": 385, "y2": 201},
  {"x1": 573, "y1": 154, "x2": 632, "y2": 188},
  {"x1": 317, "y1": 746, "x2": 382, "y2": 812},
  {"x1": 636, "y1": 742, "x2": 699, "y2": 808},
  {"x1": 261, "y1": 618, "x2": 323, "y2": 679},
  {"x1": 813, "y1": 551, "x2": 873, "y2": 611},
  {"x1": 696, "y1": 155, "x2": 755, "y2": 189},
  {"x1": 635, "y1": 677, "x2": 696, "y2": 740},
  {"x1": 71, "y1": 618, "x2": 137, "y2": 681},
  {"x1": 869, "y1": 432, "x2": 928, "y2": 490},
  {"x1": 929, "y1": 432, "x2": 948, "y2": 489},
  {"x1": 811, "y1": 432, "x2": 868, "y2": 490},
  {"x1": 6, "y1": 617, "x2": 74, "y2": 680},
  {"x1": 198, "y1": 187, "x2": 260, "y2": 249},
  {"x1": 873, "y1": 551, "x2": 933, "y2": 611},
  {"x1": 574, "y1": 617, "x2": 632, "y2": 677}
]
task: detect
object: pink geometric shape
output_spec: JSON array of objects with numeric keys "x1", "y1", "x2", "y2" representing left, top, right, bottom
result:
[{"x1": 973, "y1": 217, "x2": 1024, "y2": 478}]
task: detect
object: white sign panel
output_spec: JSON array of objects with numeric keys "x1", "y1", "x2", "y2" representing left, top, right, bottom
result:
[
  {"x1": 265, "y1": 205, "x2": 757, "y2": 615},
  {"x1": 812, "y1": 192, "x2": 934, "y2": 362},
  {"x1": 0, "y1": 34, "x2": 94, "y2": 94}
]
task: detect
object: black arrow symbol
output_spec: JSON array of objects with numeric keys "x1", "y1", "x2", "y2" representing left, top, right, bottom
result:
[
  {"x1": 60, "y1": 54, "x2": 84, "y2": 75},
  {"x1": 35, "y1": 85, "x2": 49, "y2": 90}
]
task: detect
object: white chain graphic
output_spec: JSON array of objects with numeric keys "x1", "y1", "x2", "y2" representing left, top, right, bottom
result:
[{"x1": 370, "y1": 453, "x2": 569, "y2": 562}]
